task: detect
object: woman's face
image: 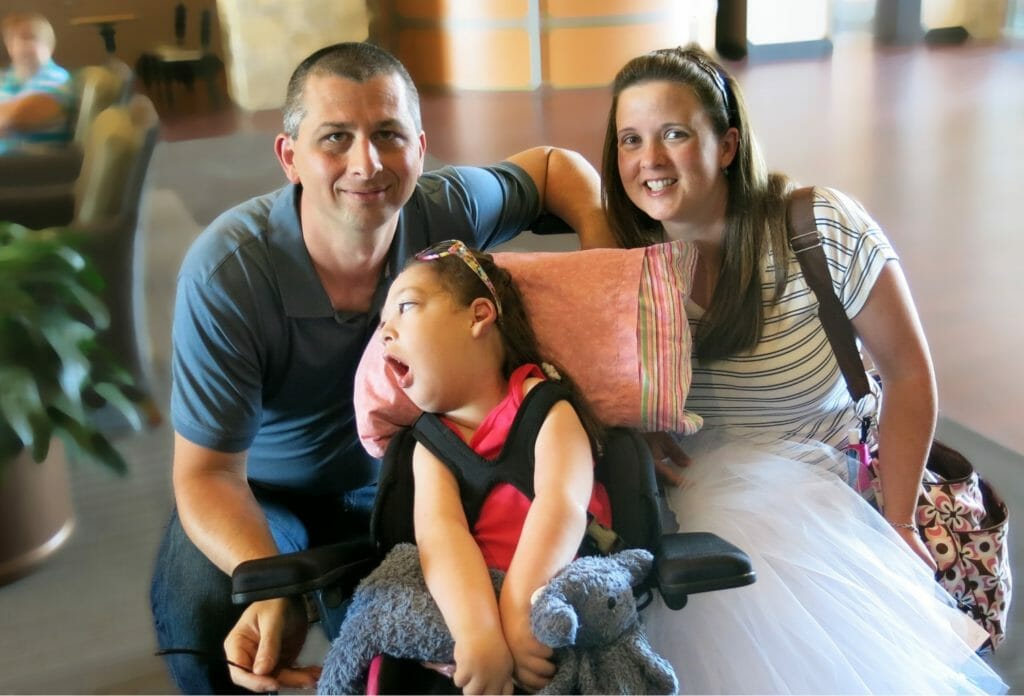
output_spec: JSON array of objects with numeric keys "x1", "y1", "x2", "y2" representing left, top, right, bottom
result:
[{"x1": 615, "y1": 80, "x2": 736, "y2": 234}]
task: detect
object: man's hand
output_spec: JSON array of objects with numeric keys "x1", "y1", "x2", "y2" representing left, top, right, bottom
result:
[
  {"x1": 642, "y1": 431, "x2": 692, "y2": 487},
  {"x1": 224, "y1": 597, "x2": 320, "y2": 692}
]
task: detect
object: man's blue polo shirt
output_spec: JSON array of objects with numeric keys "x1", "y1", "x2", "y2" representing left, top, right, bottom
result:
[{"x1": 171, "y1": 163, "x2": 540, "y2": 495}]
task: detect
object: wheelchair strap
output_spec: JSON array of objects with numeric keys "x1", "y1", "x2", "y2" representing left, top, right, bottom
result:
[{"x1": 411, "y1": 380, "x2": 573, "y2": 530}]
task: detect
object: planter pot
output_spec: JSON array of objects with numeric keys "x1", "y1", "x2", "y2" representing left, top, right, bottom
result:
[{"x1": 0, "y1": 441, "x2": 75, "y2": 585}]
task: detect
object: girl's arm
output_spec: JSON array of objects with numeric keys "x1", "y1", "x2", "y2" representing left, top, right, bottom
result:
[
  {"x1": 413, "y1": 443, "x2": 514, "y2": 695},
  {"x1": 500, "y1": 392, "x2": 595, "y2": 691},
  {"x1": 851, "y1": 261, "x2": 937, "y2": 568}
]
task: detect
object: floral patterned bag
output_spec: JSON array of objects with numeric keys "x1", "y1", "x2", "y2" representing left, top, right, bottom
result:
[
  {"x1": 871, "y1": 441, "x2": 1012, "y2": 650},
  {"x1": 787, "y1": 187, "x2": 1013, "y2": 651}
]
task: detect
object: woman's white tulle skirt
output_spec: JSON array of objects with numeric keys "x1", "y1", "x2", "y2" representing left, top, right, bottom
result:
[{"x1": 641, "y1": 431, "x2": 1008, "y2": 695}]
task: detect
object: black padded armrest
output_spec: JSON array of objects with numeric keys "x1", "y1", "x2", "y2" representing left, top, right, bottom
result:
[
  {"x1": 655, "y1": 531, "x2": 756, "y2": 610},
  {"x1": 231, "y1": 537, "x2": 377, "y2": 605}
]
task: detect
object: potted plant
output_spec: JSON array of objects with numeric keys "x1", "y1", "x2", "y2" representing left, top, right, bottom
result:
[{"x1": 0, "y1": 221, "x2": 142, "y2": 584}]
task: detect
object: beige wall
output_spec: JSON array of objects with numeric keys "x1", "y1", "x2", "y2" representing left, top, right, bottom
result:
[
  {"x1": 2, "y1": 0, "x2": 223, "y2": 71},
  {"x1": 371, "y1": 0, "x2": 715, "y2": 91},
  {"x1": 216, "y1": 0, "x2": 370, "y2": 111}
]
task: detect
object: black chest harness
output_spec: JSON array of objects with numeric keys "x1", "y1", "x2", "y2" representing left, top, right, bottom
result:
[{"x1": 370, "y1": 381, "x2": 621, "y2": 558}]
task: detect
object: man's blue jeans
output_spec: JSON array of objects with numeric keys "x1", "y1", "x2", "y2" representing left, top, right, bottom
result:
[{"x1": 150, "y1": 484, "x2": 375, "y2": 694}]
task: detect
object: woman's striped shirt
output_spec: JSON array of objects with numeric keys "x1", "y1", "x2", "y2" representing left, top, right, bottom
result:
[{"x1": 687, "y1": 187, "x2": 897, "y2": 454}]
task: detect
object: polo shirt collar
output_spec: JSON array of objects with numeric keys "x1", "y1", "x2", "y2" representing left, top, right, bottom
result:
[
  {"x1": 268, "y1": 184, "x2": 335, "y2": 319},
  {"x1": 266, "y1": 184, "x2": 401, "y2": 322}
]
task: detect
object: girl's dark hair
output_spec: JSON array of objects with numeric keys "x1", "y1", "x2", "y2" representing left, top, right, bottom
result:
[
  {"x1": 601, "y1": 44, "x2": 796, "y2": 361},
  {"x1": 405, "y1": 249, "x2": 606, "y2": 449}
]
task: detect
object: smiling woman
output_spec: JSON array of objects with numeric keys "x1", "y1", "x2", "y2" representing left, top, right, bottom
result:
[
  {"x1": 597, "y1": 44, "x2": 1008, "y2": 695},
  {"x1": 614, "y1": 80, "x2": 737, "y2": 251}
]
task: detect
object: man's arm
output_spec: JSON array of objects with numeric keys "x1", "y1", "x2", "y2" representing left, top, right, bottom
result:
[
  {"x1": 171, "y1": 433, "x2": 274, "y2": 573},
  {"x1": 506, "y1": 147, "x2": 617, "y2": 249},
  {"x1": 0, "y1": 92, "x2": 66, "y2": 132},
  {"x1": 172, "y1": 434, "x2": 319, "y2": 692}
]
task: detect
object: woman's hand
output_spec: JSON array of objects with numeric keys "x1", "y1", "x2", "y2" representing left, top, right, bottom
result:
[
  {"x1": 452, "y1": 631, "x2": 515, "y2": 695},
  {"x1": 642, "y1": 431, "x2": 691, "y2": 487},
  {"x1": 892, "y1": 525, "x2": 937, "y2": 571}
]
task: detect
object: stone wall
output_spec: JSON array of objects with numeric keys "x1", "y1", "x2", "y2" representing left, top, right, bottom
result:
[{"x1": 215, "y1": 0, "x2": 369, "y2": 111}]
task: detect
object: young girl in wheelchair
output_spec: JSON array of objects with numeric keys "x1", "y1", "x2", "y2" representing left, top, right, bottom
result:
[{"x1": 375, "y1": 238, "x2": 611, "y2": 694}]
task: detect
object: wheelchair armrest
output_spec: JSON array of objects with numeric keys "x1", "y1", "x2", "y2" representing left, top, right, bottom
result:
[
  {"x1": 231, "y1": 537, "x2": 377, "y2": 605},
  {"x1": 655, "y1": 531, "x2": 756, "y2": 610}
]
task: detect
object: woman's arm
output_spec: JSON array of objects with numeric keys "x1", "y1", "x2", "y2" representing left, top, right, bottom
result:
[
  {"x1": 499, "y1": 394, "x2": 595, "y2": 690},
  {"x1": 851, "y1": 261, "x2": 937, "y2": 567},
  {"x1": 413, "y1": 443, "x2": 514, "y2": 695}
]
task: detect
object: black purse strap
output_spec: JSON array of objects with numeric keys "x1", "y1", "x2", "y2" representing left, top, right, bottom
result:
[{"x1": 785, "y1": 187, "x2": 872, "y2": 402}]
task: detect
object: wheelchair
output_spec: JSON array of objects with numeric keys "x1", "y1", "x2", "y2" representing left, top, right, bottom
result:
[{"x1": 231, "y1": 419, "x2": 756, "y2": 692}]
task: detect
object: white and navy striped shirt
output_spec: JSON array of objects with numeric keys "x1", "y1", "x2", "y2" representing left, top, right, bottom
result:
[{"x1": 686, "y1": 187, "x2": 897, "y2": 459}]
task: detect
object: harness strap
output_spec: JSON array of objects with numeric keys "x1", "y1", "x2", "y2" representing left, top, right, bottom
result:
[{"x1": 411, "y1": 380, "x2": 573, "y2": 529}]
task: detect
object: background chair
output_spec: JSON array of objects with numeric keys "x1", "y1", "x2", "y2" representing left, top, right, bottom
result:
[
  {"x1": 0, "y1": 95, "x2": 163, "y2": 428},
  {"x1": 0, "y1": 60, "x2": 132, "y2": 188},
  {"x1": 136, "y1": 3, "x2": 224, "y2": 112}
]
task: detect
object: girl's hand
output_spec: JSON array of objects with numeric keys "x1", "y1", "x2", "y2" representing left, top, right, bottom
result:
[
  {"x1": 452, "y1": 632, "x2": 515, "y2": 695},
  {"x1": 503, "y1": 609, "x2": 555, "y2": 691}
]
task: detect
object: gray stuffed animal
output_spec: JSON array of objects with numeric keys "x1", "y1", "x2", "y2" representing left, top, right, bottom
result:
[
  {"x1": 317, "y1": 543, "x2": 497, "y2": 694},
  {"x1": 317, "y1": 544, "x2": 677, "y2": 695},
  {"x1": 531, "y1": 548, "x2": 678, "y2": 695}
]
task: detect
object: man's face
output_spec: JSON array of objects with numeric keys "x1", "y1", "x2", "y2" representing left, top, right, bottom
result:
[
  {"x1": 3, "y1": 23, "x2": 52, "y2": 75},
  {"x1": 276, "y1": 72, "x2": 426, "y2": 236}
]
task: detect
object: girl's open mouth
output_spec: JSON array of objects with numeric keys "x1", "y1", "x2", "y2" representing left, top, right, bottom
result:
[{"x1": 383, "y1": 353, "x2": 412, "y2": 388}]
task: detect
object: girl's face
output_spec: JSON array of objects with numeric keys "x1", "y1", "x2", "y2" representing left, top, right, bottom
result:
[
  {"x1": 379, "y1": 263, "x2": 488, "y2": 414},
  {"x1": 615, "y1": 80, "x2": 737, "y2": 235}
]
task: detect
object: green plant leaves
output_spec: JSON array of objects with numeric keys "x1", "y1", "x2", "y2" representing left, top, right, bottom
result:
[{"x1": 0, "y1": 221, "x2": 141, "y2": 475}]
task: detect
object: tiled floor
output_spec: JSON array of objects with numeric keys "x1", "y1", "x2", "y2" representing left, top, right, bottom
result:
[{"x1": 0, "y1": 31, "x2": 1020, "y2": 695}]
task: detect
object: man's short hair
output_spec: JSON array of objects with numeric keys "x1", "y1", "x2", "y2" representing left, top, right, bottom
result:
[
  {"x1": 282, "y1": 42, "x2": 422, "y2": 139},
  {"x1": 2, "y1": 12, "x2": 57, "y2": 51}
]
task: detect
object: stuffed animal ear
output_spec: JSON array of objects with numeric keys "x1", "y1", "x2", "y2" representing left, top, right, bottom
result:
[
  {"x1": 616, "y1": 548, "x2": 655, "y2": 586},
  {"x1": 531, "y1": 591, "x2": 579, "y2": 648}
]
